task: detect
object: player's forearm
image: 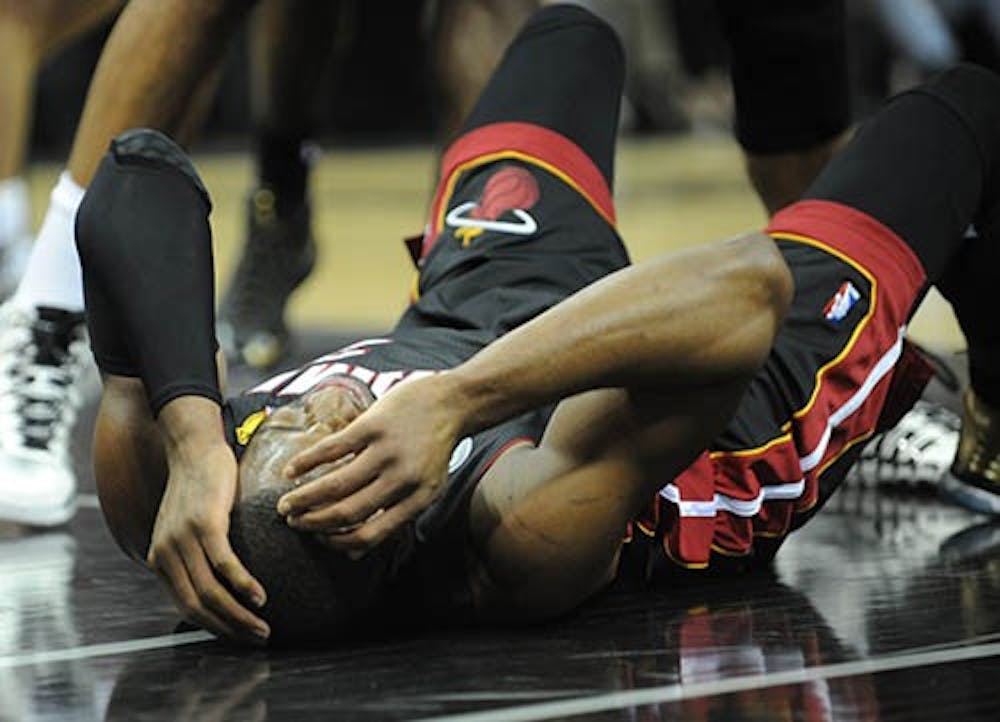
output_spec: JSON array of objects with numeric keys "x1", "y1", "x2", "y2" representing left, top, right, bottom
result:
[{"x1": 446, "y1": 231, "x2": 793, "y2": 435}]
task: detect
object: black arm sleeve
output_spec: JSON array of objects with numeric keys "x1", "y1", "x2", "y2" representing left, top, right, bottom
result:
[{"x1": 75, "y1": 128, "x2": 221, "y2": 414}]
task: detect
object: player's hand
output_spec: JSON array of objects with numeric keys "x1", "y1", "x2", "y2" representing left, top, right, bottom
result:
[
  {"x1": 147, "y1": 401, "x2": 269, "y2": 645},
  {"x1": 277, "y1": 373, "x2": 462, "y2": 552}
]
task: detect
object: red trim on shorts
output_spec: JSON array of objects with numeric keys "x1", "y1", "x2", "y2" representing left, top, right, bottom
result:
[
  {"x1": 767, "y1": 199, "x2": 927, "y2": 311},
  {"x1": 421, "y1": 122, "x2": 615, "y2": 259},
  {"x1": 657, "y1": 200, "x2": 930, "y2": 568}
]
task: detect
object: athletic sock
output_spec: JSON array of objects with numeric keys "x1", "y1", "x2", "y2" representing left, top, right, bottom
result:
[
  {"x1": 0, "y1": 176, "x2": 30, "y2": 248},
  {"x1": 10, "y1": 172, "x2": 86, "y2": 313}
]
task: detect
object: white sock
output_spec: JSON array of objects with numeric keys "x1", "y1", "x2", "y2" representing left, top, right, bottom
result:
[
  {"x1": 10, "y1": 172, "x2": 86, "y2": 313},
  {"x1": 0, "y1": 176, "x2": 30, "y2": 247}
]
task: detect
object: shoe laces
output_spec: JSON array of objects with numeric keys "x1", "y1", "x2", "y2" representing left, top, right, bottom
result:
[
  {"x1": 850, "y1": 401, "x2": 960, "y2": 486},
  {"x1": 0, "y1": 307, "x2": 89, "y2": 454}
]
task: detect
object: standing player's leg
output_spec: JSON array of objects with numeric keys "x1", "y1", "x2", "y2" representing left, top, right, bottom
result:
[
  {"x1": 715, "y1": 0, "x2": 852, "y2": 215},
  {"x1": 428, "y1": 0, "x2": 540, "y2": 145},
  {"x1": 0, "y1": 0, "x2": 122, "y2": 298},
  {"x1": 217, "y1": 0, "x2": 341, "y2": 370},
  {"x1": 219, "y1": 0, "x2": 540, "y2": 370},
  {"x1": 0, "y1": 0, "x2": 253, "y2": 526},
  {"x1": 457, "y1": 4, "x2": 623, "y2": 185}
]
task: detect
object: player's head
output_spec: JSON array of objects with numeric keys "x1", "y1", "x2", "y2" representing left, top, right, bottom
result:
[
  {"x1": 238, "y1": 375, "x2": 375, "y2": 499},
  {"x1": 228, "y1": 376, "x2": 395, "y2": 646}
]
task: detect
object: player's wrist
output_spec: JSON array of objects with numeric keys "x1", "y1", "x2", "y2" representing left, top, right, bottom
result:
[
  {"x1": 157, "y1": 395, "x2": 226, "y2": 456},
  {"x1": 443, "y1": 366, "x2": 508, "y2": 435}
]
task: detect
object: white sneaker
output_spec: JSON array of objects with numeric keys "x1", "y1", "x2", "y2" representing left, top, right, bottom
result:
[
  {"x1": 0, "y1": 304, "x2": 93, "y2": 526},
  {"x1": 846, "y1": 400, "x2": 960, "y2": 489}
]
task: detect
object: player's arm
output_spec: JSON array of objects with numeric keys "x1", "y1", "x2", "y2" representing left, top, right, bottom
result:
[
  {"x1": 77, "y1": 129, "x2": 268, "y2": 643},
  {"x1": 464, "y1": 375, "x2": 748, "y2": 620},
  {"x1": 278, "y1": 231, "x2": 793, "y2": 549}
]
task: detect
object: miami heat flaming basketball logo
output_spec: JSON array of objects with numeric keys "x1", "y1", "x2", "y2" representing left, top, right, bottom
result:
[{"x1": 446, "y1": 165, "x2": 540, "y2": 246}]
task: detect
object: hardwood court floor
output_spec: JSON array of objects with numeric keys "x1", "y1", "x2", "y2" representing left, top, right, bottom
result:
[{"x1": 5, "y1": 135, "x2": 995, "y2": 721}]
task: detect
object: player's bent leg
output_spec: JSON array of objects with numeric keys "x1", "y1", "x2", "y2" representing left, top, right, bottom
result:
[{"x1": 801, "y1": 64, "x2": 1000, "y2": 509}]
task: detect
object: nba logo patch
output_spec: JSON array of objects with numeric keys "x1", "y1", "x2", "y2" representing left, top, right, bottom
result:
[{"x1": 823, "y1": 280, "x2": 861, "y2": 322}]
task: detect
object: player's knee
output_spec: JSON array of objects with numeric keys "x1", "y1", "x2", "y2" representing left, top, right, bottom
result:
[
  {"x1": 748, "y1": 232, "x2": 795, "y2": 321},
  {"x1": 731, "y1": 230, "x2": 794, "y2": 347},
  {"x1": 707, "y1": 232, "x2": 795, "y2": 383},
  {"x1": 521, "y1": 4, "x2": 624, "y2": 75}
]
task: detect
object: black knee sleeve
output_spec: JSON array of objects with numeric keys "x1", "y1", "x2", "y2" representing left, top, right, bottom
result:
[
  {"x1": 76, "y1": 129, "x2": 221, "y2": 414},
  {"x1": 460, "y1": 4, "x2": 625, "y2": 187},
  {"x1": 716, "y1": 0, "x2": 850, "y2": 153}
]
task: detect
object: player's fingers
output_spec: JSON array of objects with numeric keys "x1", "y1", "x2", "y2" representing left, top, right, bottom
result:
[
  {"x1": 290, "y1": 475, "x2": 410, "y2": 535},
  {"x1": 284, "y1": 430, "x2": 365, "y2": 478},
  {"x1": 320, "y1": 492, "x2": 429, "y2": 552},
  {"x1": 180, "y1": 539, "x2": 270, "y2": 644},
  {"x1": 277, "y1": 454, "x2": 378, "y2": 517},
  {"x1": 202, "y1": 533, "x2": 268, "y2": 610},
  {"x1": 152, "y1": 549, "x2": 241, "y2": 642}
]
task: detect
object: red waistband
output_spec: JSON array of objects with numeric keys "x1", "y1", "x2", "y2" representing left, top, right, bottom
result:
[
  {"x1": 421, "y1": 122, "x2": 615, "y2": 259},
  {"x1": 766, "y1": 199, "x2": 927, "y2": 323}
]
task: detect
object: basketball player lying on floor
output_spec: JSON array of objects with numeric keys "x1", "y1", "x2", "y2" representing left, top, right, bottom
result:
[{"x1": 78, "y1": 8, "x2": 1000, "y2": 646}]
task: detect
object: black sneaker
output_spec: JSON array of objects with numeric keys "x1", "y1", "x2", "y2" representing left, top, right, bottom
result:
[
  {"x1": 217, "y1": 188, "x2": 316, "y2": 369},
  {"x1": 941, "y1": 388, "x2": 1000, "y2": 514}
]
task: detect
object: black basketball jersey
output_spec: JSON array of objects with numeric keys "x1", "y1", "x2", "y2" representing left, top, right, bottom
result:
[{"x1": 224, "y1": 328, "x2": 553, "y2": 549}]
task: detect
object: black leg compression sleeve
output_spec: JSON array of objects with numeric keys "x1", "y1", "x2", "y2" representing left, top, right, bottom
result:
[
  {"x1": 460, "y1": 4, "x2": 625, "y2": 188},
  {"x1": 76, "y1": 129, "x2": 222, "y2": 414},
  {"x1": 716, "y1": 0, "x2": 850, "y2": 154},
  {"x1": 803, "y1": 64, "x2": 1000, "y2": 280},
  {"x1": 804, "y1": 64, "x2": 1000, "y2": 406}
]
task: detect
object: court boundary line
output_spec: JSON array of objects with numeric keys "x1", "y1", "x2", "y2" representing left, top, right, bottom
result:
[
  {"x1": 0, "y1": 630, "x2": 212, "y2": 669},
  {"x1": 416, "y1": 640, "x2": 1000, "y2": 722}
]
